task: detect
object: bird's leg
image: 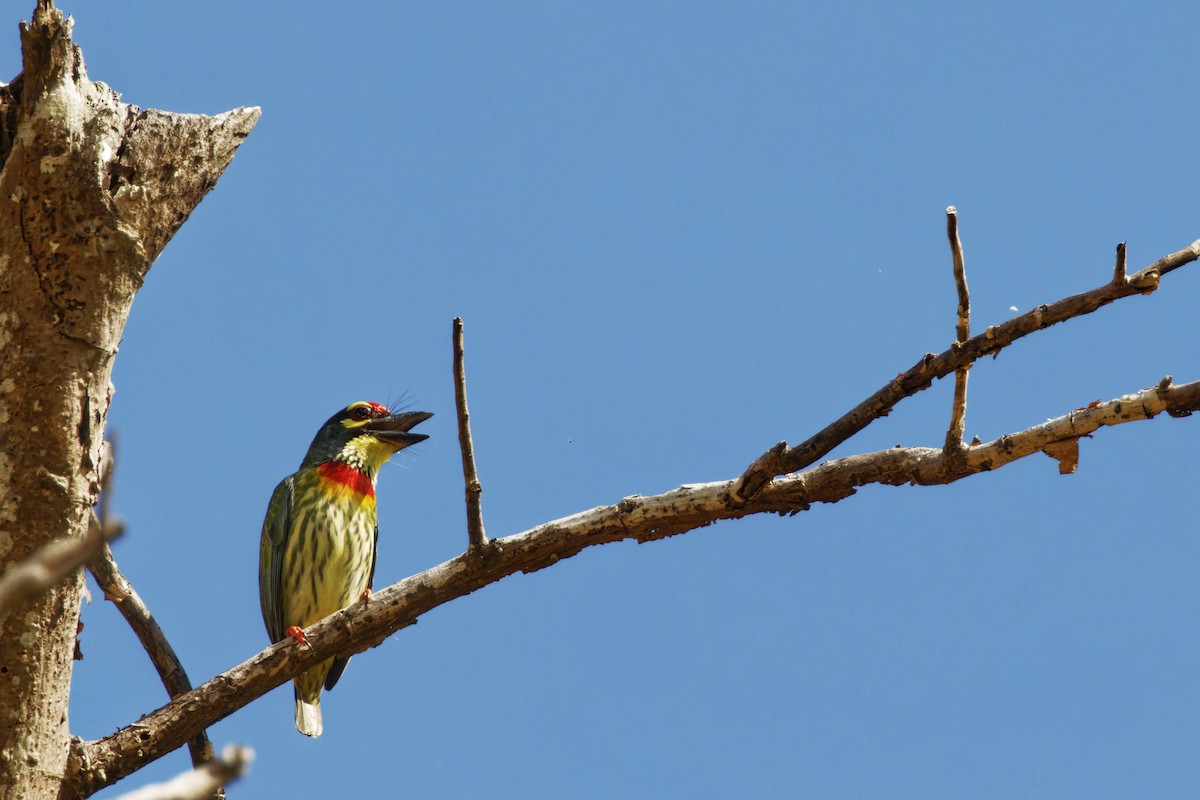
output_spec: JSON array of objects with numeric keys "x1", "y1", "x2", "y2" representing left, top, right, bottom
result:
[
  {"x1": 358, "y1": 588, "x2": 371, "y2": 606},
  {"x1": 285, "y1": 625, "x2": 311, "y2": 648}
]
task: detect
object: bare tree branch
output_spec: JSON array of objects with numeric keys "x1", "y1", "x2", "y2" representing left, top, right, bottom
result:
[
  {"x1": 83, "y1": 438, "x2": 220, "y2": 794},
  {"x1": 0, "y1": 515, "x2": 120, "y2": 621},
  {"x1": 732, "y1": 235, "x2": 1200, "y2": 503},
  {"x1": 944, "y1": 206, "x2": 970, "y2": 451},
  {"x1": 113, "y1": 745, "x2": 251, "y2": 800},
  {"x1": 64, "y1": 376, "x2": 1200, "y2": 798},
  {"x1": 87, "y1": 544, "x2": 217, "y2": 775},
  {"x1": 453, "y1": 317, "x2": 488, "y2": 550}
]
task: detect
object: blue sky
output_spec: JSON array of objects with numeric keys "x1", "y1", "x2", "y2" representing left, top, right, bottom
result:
[{"x1": 9, "y1": 1, "x2": 1199, "y2": 797}]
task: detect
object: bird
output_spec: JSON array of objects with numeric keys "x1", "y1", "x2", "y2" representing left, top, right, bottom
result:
[{"x1": 259, "y1": 401, "x2": 432, "y2": 737}]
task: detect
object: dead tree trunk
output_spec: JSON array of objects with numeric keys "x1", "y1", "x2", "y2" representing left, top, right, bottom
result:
[{"x1": 0, "y1": 3, "x2": 257, "y2": 798}]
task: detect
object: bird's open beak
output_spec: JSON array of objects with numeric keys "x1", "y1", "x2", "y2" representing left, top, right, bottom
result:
[{"x1": 362, "y1": 410, "x2": 433, "y2": 450}]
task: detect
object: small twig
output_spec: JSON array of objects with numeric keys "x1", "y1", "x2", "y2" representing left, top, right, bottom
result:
[
  {"x1": 453, "y1": 317, "x2": 488, "y2": 550},
  {"x1": 1113, "y1": 241, "x2": 1127, "y2": 285},
  {"x1": 114, "y1": 744, "x2": 252, "y2": 800},
  {"x1": 99, "y1": 435, "x2": 116, "y2": 525},
  {"x1": 0, "y1": 514, "x2": 121, "y2": 621},
  {"x1": 945, "y1": 206, "x2": 970, "y2": 451}
]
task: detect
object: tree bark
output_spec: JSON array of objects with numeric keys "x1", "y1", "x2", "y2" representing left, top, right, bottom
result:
[{"x1": 0, "y1": 3, "x2": 258, "y2": 798}]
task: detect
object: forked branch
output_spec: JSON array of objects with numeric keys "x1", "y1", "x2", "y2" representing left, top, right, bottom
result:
[
  {"x1": 87, "y1": 544, "x2": 216, "y2": 774},
  {"x1": 733, "y1": 235, "x2": 1200, "y2": 502},
  {"x1": 83, "y1": 439, "x2": 218, "y2": 779},
  {"x1": 66, "y1": 374, "x2": 1200, "y2": 798}
]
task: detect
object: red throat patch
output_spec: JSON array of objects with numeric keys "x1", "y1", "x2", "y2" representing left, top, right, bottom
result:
[{"x1": 317, "y1": 461, "x2": 375, "y2": 498}]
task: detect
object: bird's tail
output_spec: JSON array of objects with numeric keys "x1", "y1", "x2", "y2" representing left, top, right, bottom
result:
[{"x1": 294, "y1": 684, "x2": 323, "y2": 737}]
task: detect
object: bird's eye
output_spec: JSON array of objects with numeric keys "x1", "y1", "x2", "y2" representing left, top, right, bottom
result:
[{"x1": 349, "y1": 405, "x2": 371, "y2": 422}]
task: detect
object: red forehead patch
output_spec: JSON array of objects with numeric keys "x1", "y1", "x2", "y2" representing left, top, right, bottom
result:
[{"x1": 367, "y1": 402, "x2": 389, "y2": 415}]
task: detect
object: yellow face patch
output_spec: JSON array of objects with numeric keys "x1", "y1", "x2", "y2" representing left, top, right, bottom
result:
[{"x1": 338, "y1": 433, "x2": 401, "y2": 475}]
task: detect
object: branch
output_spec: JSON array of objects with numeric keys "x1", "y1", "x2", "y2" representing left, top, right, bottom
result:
[
  {"x1": 114, "y1": 745, "x2": 251, "y2": 800},
  {"x1": 732, "y1": 234, "x2": 1200, "y2": 502},
  {"x1": 0, "y1": 514, "x2": 120, "y2": 621},
  {"x1": 85, "y1": 436, "x2": 220, "y2": 786},
  {"x1": 944, "y1": 206, "x2": 970, "y2": 451},
  {"x1": 66, "y1": 377, "x2": 1200, "y2": 798},
  {"x1": 87, "y1": 544, "x2": 217, "y2": 773},
  {"x1": 1113, "y1": 241, "x2": 1127, "y2": 286},
  {"x1": 453, "y1": 317, "x2": 488, "y2": 550}
]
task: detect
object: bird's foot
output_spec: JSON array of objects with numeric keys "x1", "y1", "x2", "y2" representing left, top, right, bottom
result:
[
  {"x1": 285, "y1": 625, "x2": 311, "y2": 649},
  {"x1": 359, "y1": 588, "x2": 371, "y2": 606}
]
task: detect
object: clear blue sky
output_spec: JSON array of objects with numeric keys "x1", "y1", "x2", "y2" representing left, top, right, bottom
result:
[{"x1": 10, "y1": 1, "x2": 1199, "y2": 797}]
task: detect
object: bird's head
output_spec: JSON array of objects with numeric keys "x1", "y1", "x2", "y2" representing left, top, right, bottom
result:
[{"x1": 300, "y1": 401, "x2": 433, "y2": 474}]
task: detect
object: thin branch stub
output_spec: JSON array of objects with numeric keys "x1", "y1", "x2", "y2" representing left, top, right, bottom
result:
[
  {"x1": 944, "y1": 206, "x2": 970, "y2": 451},
  {"x1": 453, "y1": 317, "x2": 488, "y2": 550}
]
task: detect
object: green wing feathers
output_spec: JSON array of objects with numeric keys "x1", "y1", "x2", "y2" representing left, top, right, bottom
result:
[{"x1": 259, "y1": 476, "x2": 294, "y2": 644}]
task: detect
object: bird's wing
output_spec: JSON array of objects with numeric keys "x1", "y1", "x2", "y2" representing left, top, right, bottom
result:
[
  {"x1": 259, "y1": 474, "x2": 295, "y2": 644},
  {"x1": 322, "y1": 520, "x2": 378, "y2": 693},
  {"x1": 367, "y1": 522, "x2": 379, "y2": 592}
]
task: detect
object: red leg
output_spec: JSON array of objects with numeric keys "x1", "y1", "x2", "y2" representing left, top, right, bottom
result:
[{"x1": 285, "y1": 625, "x2": 310, "y2": 648}]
